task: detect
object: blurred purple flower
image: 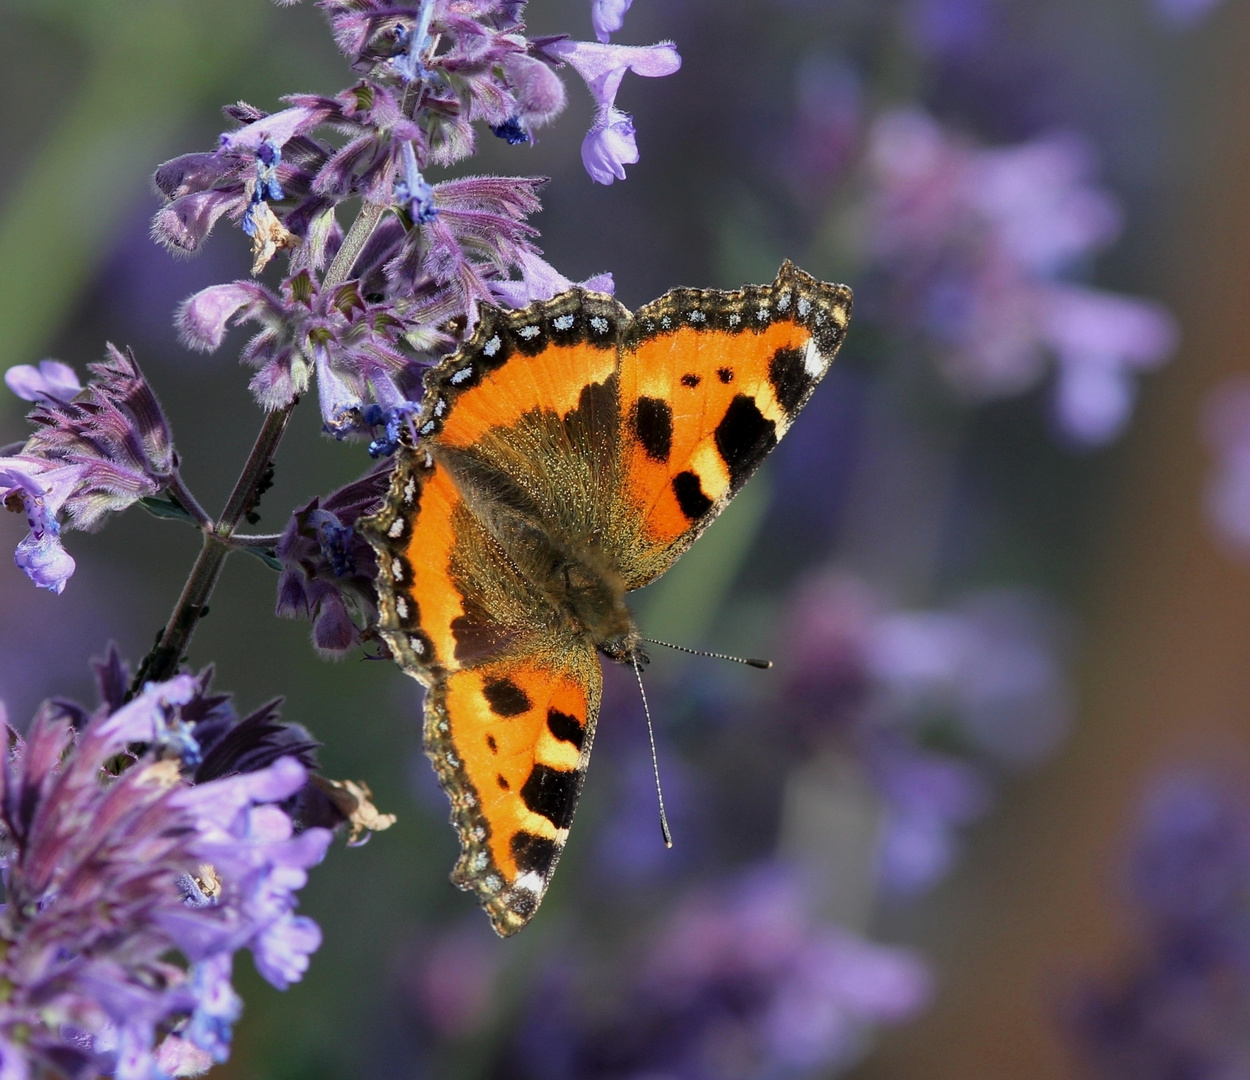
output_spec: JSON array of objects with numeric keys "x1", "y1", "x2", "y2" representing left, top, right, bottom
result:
[
  {"x1": 1152, "y1": 0, "x2": 1225, "y2": 27},
  {"x1": 541, "y1": 38, "x2": 681, "y2": 184},
  {"x1": 859, "y1": 109, "x2": 1177, "y2": 444},
  {"x1": 779, "y1": 572, "x2": 1071, "y2": 896},
  {"x1": 1203, "y1": 377, "x2": 1250, "y2": 555},
  {"x1": 4, "y1": 360, "x2": 82, "y2": 404},
  {"x1": 783, "y1": 56, "x2": 863, "y2": 200},
  {"x1": 402, "y1": 919, "x2": 505, "y2": 1039},
  {"x1": 0, "y1": 667, "x2": 333, "y2": 1078},
  {"x1": 865, "y1": 590, "x2": 1072, "y2": 767},
  {"x1": 514, "y1": 865, "x2": 930, "y2": 1079},
  {"x1": 1068, "y1": 769, "x2": 1250, "y2": 1079},
  {"x1": 869, "y1": 741, "x2": 990, "y2": 895},
  {"x1": 903, "y1": 0, "x2": 996, "y2": 57},
  {"x1": 591, "y1": 0, "x2": 634, "y2": 43}
]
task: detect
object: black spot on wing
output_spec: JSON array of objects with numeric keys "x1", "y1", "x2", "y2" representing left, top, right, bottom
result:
[
  {"x1": 672, "y1": 470, "x2": 713, "y2": 521},
  {"x1": 632, "y1": 396, "x2": 673, "y2": 463},
  {"x1": 511, "y1": 831, "x2": 559, "y2": 876},
  {"x1": 486, "y1": 734, "x2": 498, "y2": 753},
  {"x1": 768, "y1": 345, "x2": 812, "y2": 415},
  {"x1": 715, "y1": 395, "x2": 778, "y2": 489},
  {"x1": 496, "y1": 774, "x2": 510, "y2": 790},
  {"x1": 680, "y1": 372, "x2": 701, "y2": 388},
  {"x1": 482, "y1": 677, "x2": 532, "y2": 717},
  {"x1": 547, "y1": 708, "x2": 584, "y2": 750},
  {"x1": 717, "y1": 367, "x2": 733, "y2": 384},
  {"x1": 520, "y1": 764, "x2": 578, "y2": 829}
]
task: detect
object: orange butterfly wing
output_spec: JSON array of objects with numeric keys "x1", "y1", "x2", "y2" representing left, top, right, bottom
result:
[{"x1": 614, "y1": 261, "x2": 852, "y2": 589}]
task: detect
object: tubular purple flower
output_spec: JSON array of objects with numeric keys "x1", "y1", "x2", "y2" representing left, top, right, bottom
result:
[
  {"x1": 176, "y1": 281, "x2": 279, "y2": 352},
  {"x1": 502, "y1": 55, "x2": 567, "y2": 131},
  {"x1": 218, "y1": 103, "x2": 334, "y2": 155},
  {"x1": 581, "y1": 107, "x2": 638, "y2": 184},
  {"x1": 5, "y1": 360, "x2": 82, "y2": 404},
  {"x1": 592, "y1": 0, "x2": 634, "y2": 42},
  {"x1": 542, "y1": 38, "x2": 681, "y2": 184},
  {"x1": 1, "y1": 459, "x2": 84, "y2": 593},
  {"x1": 491, "y1": 249, "x2": 615, "y2": 307}
]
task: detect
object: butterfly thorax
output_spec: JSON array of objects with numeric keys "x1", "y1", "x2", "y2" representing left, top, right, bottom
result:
[{"x1": 527, "y1": 534, "x2": 644, "y2": 665}]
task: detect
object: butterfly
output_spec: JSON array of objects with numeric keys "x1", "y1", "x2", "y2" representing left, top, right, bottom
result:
[{"x1": 362, "y1": 262, "x2": 852, "y2": 935}]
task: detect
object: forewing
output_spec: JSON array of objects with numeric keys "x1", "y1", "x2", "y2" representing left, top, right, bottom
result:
[
  {"x1": 614, "y1": 262, "x2": 851, "y2": 589},
  {"x1": 415, "y1": 289, "x2": 628, "y2": 555}
]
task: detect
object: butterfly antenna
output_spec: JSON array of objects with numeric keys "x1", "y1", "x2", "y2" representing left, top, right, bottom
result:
[
  {"x1": 632, "y1": 653, "x2": 674, "y2": 849},
  {"x1": 642, "y1": 637, "x2": 773, "y2": 670}
]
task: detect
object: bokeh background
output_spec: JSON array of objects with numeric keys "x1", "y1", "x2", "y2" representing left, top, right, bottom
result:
[{"x1": 3, "y1": 0, "x2": 1250, "y2": 1077}]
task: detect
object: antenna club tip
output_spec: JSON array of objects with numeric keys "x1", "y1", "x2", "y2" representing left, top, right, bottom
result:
[
  {"x1": 747, "y1": 658, "x2": 773, "y2": 669},
  {"x1": 663, "y1": 838, "x2": 674, "y2": 850}
]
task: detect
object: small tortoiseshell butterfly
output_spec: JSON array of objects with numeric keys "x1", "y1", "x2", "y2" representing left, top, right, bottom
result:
[{"x1": 362, "y1": 262, "x2": 852, "y2": 935}]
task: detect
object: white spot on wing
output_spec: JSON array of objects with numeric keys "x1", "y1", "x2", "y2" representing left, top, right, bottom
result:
[
  {"x1": 518, "y1": 325, "x2": 540, "y2": 340},
  {"x1": 803, "y1": 338, "x2": 825, "y2": 377},
  {"x1": 757, "y1": 306, "x2": 770, "y2": 322},
  {"x1": 433, "y1": 398, "x2": 446, "y2": 417},
  {"x1": 419, "y1": 420, "x2": 436, "y2": 435},
  {"x1": 388, "y1": 519, "x2": 404, "y2": 538},
  {"x1": 391, "y1": 557, "x2": 404, "y2": 580},
  {"x1": 590, "y1": 315, "x2": 609, "y2": 334},
  {"x1": 797, "y1": 297, "x2": 811, "y2": 317},
  {"x1": 689, "y1": 310, "x2": 706, "y2": 323},
  {"x1": 395, "y1": 597, "x2": 408, "y2": 618},
  {"x1": 483, "y1": 335, "x2": 502, "y2": 356},
  {"x1": 450, "y1": 366, "x2": 473, "y2": 385},
  {"x1": 777, "y1": 291, "x2": 792, "y2": 311},
  {"x1": 729, "y1": 313, "x2": 741, "y2": 326},
  {"x1": 553, "y1": 314, "x2": 575, "y2": 330},
  {"x1": 514, "y1": 871, "x2": 546, "y2": 895},
  {"x1": 660, "y1": 315, "x2": 671, "y2": 328}
]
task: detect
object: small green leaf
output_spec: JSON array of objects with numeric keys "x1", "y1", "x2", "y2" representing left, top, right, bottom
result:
[
  {"x1": 242, "y1": 545, "x2": 284, "y2": 572},
  {"x1": 138, "y1": 496, "x2": 195, "y2": 524}
]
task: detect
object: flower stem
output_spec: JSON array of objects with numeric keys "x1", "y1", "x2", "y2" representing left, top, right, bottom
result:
[{"x1": 130, "y1": 200, "x2": 390, "y2": 694}]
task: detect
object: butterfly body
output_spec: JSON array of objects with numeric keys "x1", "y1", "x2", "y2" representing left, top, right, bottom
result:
[{"x1": 363, "y1": 263, "x2": 851, "y2": 935}]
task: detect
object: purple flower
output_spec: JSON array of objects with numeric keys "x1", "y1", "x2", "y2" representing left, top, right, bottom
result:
[
  {"x1": 274, "y1": 465, "x2": 391, "y2": 658},
  {"x1": 541, "y1": 38, "x2": 681, "y2": 184},
  {"x1": 4, "y1": 360, "x2": 82, "y2": 404},
  {"x1": 2, "y1": 347, "x2": 181, "y2": 592},
  {"x1": 1068, "y1": 770, "x2": 1250, "y2": 1079},
  {"x1": 0, "y1": 459, "x2": 81, "y2": 593},
  {"x1": 859, "y1": 108, "x2": 1176, "y2": 442},
  {"x1": 0, "y1": 669, "x2": 333, "y2": 1078},
  {"x1": 1042, "y1": 284, "x2": 1178, "y2": 446},
  {"x1": 514, "y1": 866, "x2": 930, "y2": 1079},
  {"x1": 869, "y1": 742, "x2": 990, "y2": 895},
  {"x1": 591, "y1": 0, "x2": 634, "y2": 43},
  {"x1": 490, "y1": 249, "x2": 615, "y2": 307}
]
